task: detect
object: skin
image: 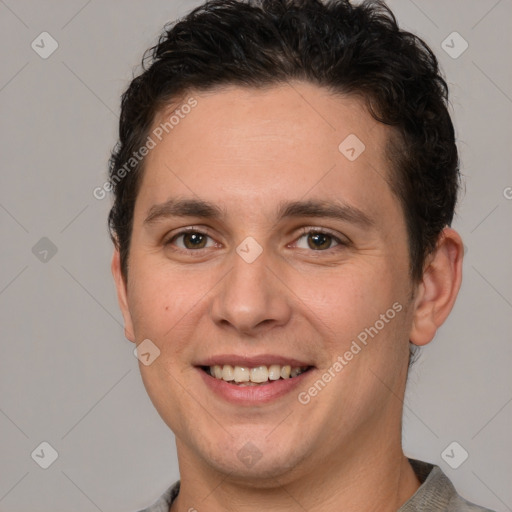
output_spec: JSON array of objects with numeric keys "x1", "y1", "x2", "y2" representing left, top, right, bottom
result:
[{"x1": 112, "y1": 82, "x2": 463, "y2": 512}]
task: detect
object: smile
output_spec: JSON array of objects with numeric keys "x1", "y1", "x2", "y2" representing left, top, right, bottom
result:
[{"x1": 201, "y1": 364, "x2": 312, "y2": 386}]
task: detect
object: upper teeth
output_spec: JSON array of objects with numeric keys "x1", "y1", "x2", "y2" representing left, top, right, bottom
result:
[{"x1": 209, "y1": 364, "x2": 309, "y2": 383}]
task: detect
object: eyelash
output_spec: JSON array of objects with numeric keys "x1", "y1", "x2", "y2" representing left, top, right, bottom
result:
[{"x1": 164, "y1": 226, "x2": 348, "y2": 254}]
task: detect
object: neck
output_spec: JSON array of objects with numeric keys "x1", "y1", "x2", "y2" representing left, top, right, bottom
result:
[{"x1": 170, "y1": 428, "x2": 420, "y2": 512}]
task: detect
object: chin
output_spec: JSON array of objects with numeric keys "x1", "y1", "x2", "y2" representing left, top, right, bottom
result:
[
  {"x1": 194, "y1": 433, "x2": 309, "y2": 484},
  {"x1": 211, "y1": 454, "x2": 302, "y2": 485}
]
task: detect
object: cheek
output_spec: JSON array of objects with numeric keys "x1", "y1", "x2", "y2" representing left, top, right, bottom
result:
[
  {"x1": 301, "y1": 260, "x2": 410, "y2": 357},
  {"x1": 126, "y1": 261, "x2": 203, "y2": 343},
  {"x1": 298, "y1": 263, "x2": 390, "y2": 315}
]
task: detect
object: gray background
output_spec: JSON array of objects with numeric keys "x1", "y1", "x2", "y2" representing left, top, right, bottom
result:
[{"x1": 0, "y1": 0, "x2": 510, "y2": 511}]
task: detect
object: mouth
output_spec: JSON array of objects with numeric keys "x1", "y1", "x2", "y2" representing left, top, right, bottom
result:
[{"x1": 199, "y1": 364, "x2": 314, "y2": 386}]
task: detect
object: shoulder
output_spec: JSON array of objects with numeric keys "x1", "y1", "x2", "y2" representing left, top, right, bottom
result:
[
  {"x1": 136, "y1": 480, "x2": 180, "y2": 512},
  {"x1": 400, "y1": 459, "x2": 495, "y2": 512},
  {"x1": 446, "y1": 493, "x2": 496, "y2": 512}
]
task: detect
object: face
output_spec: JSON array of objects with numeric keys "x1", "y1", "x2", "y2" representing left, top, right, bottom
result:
[{"x1": 114, "y1": 82, "x2": 419, "y2": 484}]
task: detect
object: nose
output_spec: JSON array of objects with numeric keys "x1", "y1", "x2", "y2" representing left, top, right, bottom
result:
[{"x1": 209, "y1": 244, "x2": 292, "y2": 337}]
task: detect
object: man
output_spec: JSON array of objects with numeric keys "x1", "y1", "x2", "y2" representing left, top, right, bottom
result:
[{"x1": 108, "y1": 0, "x2": 494, "y2": 510}]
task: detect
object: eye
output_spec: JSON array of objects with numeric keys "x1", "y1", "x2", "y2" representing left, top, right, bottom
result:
[
  {"x1": 293, "y1": 228, "x2": 345, "y2": 251},
  {"x1": 164, "y1": 227, "x2": 348, "y2": 254},
  {"x1": 166, "y1": 228, "x2": 217, "y2": 251}
]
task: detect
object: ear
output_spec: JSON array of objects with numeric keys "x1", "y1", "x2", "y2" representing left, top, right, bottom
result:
[
  {"x1": 409, "y1": 227, "x2": 464, "y2": 346},
  {"x1": 111, "y1": 249, "x2": 136, "y2": 343}
]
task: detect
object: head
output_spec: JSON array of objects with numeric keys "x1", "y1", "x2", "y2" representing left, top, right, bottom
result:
[{"x1": 110, "y1": 0, "x2": 463, "y2": 487}]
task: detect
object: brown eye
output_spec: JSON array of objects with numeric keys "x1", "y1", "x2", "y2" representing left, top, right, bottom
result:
[
  {"x1": 307, "y1": 232, "x2": 333, "y2": 250},
  {"x1": 167, "y1": 230, "x2": 215, "y2": 251},
  {"x1": 294, "y1": 229, "x2": 342, "y2": 251},
  {"x1": 182, "y1": 232, "x2": 207, "y2": 249}
]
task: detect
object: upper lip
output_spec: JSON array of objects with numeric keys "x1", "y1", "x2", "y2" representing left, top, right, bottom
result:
[{"x1": 195, "y1": 354, "x2": 313, "y2": 368}]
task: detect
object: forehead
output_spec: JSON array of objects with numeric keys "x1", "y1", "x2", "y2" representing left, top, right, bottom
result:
[{"x1": 136, "y1": 82, "x2": 398, "y2": 222}]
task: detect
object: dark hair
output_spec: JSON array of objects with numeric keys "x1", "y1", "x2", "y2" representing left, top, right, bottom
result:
[{"x1": 108, "y1": 0, "x2": 459, "y2": 284}]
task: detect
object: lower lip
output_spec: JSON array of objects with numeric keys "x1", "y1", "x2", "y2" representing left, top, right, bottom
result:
[{"x1": 197, "y1": 367, "x2": 314, "y2": 405}]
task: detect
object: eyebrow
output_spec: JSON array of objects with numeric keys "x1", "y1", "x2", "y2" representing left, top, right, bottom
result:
[{"x1": 143, "y1": 197, "x2": 374, "y2": 228}]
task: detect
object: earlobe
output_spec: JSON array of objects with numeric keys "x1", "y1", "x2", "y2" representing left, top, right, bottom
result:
[
  {"x1": 111, "y1": 249, "x2": 136, "y2": 343},
  {"x1": 409, "y1": 227, "x2": 464, "y2": 347}
]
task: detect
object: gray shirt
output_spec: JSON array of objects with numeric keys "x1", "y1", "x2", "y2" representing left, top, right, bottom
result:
[{"x1": 137, "y1": 459, "x2": 495, "y2": 512}]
